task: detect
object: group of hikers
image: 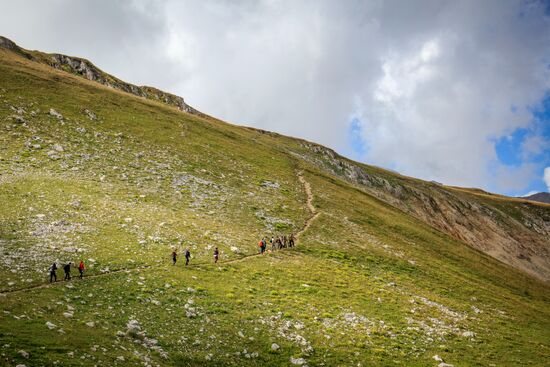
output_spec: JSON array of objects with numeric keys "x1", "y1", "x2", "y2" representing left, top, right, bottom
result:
[
  {"x1": 49, "y1": 261, "x2": 85, "y2": 283},
  {"x1": 48, "y1": 234, "x2": 297, "y2": 282},
  {"x1": 172, "y1": 248, "x2": 193, "y2": 266},
  {"x1": 170, "y1": 233, "x2": 297, "y2": 265},
  {"x1": 258, "y1": 234, "x2": 296, "y2": 254}
]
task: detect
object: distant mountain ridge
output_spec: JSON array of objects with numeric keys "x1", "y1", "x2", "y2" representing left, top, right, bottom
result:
[
  {"x1": 0, "y1": 35, "x2": 204, "y2": 116},
  {"x1": 525, "y1": 192, "x2": 550, "y2": 204}
]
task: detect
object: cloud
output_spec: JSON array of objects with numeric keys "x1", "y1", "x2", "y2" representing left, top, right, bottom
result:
[
  {"x1": 545, "y1": 167, "x2": 550, "y2": 192},
  {"x1": 1, "y1": 0, "x2": 549, "y2": 194}
]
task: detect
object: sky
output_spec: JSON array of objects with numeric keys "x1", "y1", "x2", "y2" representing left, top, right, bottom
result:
[{"x1": 1, "y1": 0, "x2": 549, "y2": 196}]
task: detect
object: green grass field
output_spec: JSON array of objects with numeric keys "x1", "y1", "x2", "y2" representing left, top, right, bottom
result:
[{"x1": 0, "y1": 47, "x2": 549, "y2": 366}]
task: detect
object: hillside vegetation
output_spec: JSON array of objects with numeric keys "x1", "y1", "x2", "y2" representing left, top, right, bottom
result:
[{"x1": 0, "y1": 41, "x2": 549, "y2": 367}]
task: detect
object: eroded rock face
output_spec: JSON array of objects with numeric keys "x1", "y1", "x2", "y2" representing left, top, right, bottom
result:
[
  {"x1": 0, "y1": 36, "x2": 203, "y2": 115},
  {"x1": 47, "y1": 53, "x2": 190, "y2": 112},
  {"x1": 0, "y1": 36, "x2": 18, "y2": 51},
  {"x1": 299, "y1": 142, "x2": 550, "y2": 282}
]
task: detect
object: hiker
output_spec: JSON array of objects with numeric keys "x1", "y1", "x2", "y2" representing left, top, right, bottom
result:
[
  {"x1": 49, "y1": 262, "x2": 58, "y2": 283},
  {"x1": 270, "y1": 236, "x2": 275, "y2": 251},
  {"x1": 289, "y1": 234, "x2": 295, "y2": 248},
  {"x1": 172, "y1": 249, "x2": 178, "y2": 265},
  {"x1": 258, "y1": 239, "x2": 263, "y2": 254},
  {"x1": 214, "y1": 247, "x2": 219, "y2": 263},
  {"x1": 262, "y1": 238, "x2": 267, "y2": 254},
  {"x1": 63, "y1": 262, "x2": 71, "y2": 281},
  {"x1": 78, "y1": 260, "x2": 85, "y2": 279},
  {"x1": 185, "y1": 248, "x2": 191, "y2": 266}
]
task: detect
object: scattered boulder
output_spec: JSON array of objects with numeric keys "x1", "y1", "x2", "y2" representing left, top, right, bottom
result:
[
  {"x1": 260, "y1": 181, "x2": 280, "y2": 189},
  {"x1": 48, "y1": 108, "x2": 63, "y2": 120},
  {"x1": 11, "y1": 115, "x2": 27, "y2": 124},
  {"x1": 46, "y1": 150, "x2": 60, "y2": 160},
  {"x1": 17, "y1": 350, "x2": 29, "y2": 359},
  {"x1": 126, "y1": 319, "x2": 142, "y2": 338},
  {"x1": 290, "y1": 356, "x2": 306, "y2": 365},
  {"x1": 45, "y1": 321, "x2": 57, "y2": 330},
  {"x1": 461, "y1": 331, "x2": 476, "y2": 338},
  {"x1": 83, "y1": 109, "x2": 97, "y2": 120},
  {"x1": 271, "y1": 343, "x2": 280, "y2": 351}
]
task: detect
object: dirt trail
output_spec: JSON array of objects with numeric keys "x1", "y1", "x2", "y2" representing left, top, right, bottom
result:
[
  {"x1": 0, "y1": 171, "x2": 320, "y2": 295},
  {"x1": 296, "y1": 171, "x2": 320, "y2": 239}
]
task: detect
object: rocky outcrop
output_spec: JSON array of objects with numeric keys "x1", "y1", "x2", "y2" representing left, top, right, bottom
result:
[
  {"x1": 46, "y1": 53, "x2": 190, "y2": 112},
  {"x1": 0, "y1": 36, "x2": 202, "y2": 115},
  {"x1": 298, "y1": 142, "x2": 550, "y2": 282}
]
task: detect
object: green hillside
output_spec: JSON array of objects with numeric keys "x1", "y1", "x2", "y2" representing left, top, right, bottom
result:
[{"x1": 0, "y1": 45, "x2": 549, "y2": 367}]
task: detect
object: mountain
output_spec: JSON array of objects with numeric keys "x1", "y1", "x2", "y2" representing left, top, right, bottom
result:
[
  {"x1": 0, "y1": 37, "x2": 549, "y2": 366},
  {"x1": 525, "y1": 192, "x2": 550, "y2": 204},
  {"x1": 0, "y1": 36, "x2": 204, "y2": 116}
]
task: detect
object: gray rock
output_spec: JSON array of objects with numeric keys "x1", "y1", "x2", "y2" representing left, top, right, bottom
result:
[
  {"x1": 18, "y1": 350, "x2": 29, "y2": 359},
  {"x1": 83, "y1": 109, "x2": 97, "y2": 120},
  {"x1": 461, "y1": 331, "x2": 476, "y2": 338},
  {"x1": 290, "y1": 357, "x2": 306, "y2": 365},
  {"x1": 46, "y1": 150, "x2": 60, "y2": 160},
  {"x1": 11, "y1": 115, "x2": 27, "y2": 124},
  {"x1": 49, "y1": 108, "x2": 63, "y2": 120}
]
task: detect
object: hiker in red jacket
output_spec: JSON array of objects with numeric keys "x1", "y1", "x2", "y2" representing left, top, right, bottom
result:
[{"x1": 78, "y1": 261, "x2": 85, "y2": 279}]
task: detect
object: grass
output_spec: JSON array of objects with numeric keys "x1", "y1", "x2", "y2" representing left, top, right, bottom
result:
[{"x1": 0, "y1": 47, "x2": 549, "y2": 366}]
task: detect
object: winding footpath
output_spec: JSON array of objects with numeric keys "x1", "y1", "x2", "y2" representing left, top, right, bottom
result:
[{"x1": 0, "y1": 171, "x2": 320, "y2": 295}]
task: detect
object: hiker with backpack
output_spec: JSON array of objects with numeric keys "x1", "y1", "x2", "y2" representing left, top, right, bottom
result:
[
  {"x1": 260, "y1": 238, "x2": 268, "y2": 254},
  {"x1": 172, "y1": 249, "x2": 178, "y2": 265},
  {"x1": 63, "y1": 262, "x2": 71, "y2": 281},
  {"x1": 78, "y1": 260, "x2": 85, "y2": 279},
  {"x1": 49, "y1": 262, "x2": 58, "y2": 283},
  {"x1": 270, "y1": 236, "x2": 275, "y2": 252},
  {"x1": 185, "y1": 248, "x2": 191, "y2": 266},
  {"x1": 214, "y1": 247, "x2": 219, "y2": 263}
]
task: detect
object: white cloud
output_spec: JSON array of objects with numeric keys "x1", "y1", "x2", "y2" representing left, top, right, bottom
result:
[
  {"x1": 544, "y1": 167, "x2": 550, "y2": 192},
  {"x1": 1, "y1": 0, "x2": 549, "y2": 193}
]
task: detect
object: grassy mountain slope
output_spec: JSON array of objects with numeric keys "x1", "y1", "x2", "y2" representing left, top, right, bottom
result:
[
  {"x1": 288, "y1": 142, "x2": 550, "y2": 282},
  {"x1": 0, "y1": 45, "x2": 549, "y2": 367}
]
